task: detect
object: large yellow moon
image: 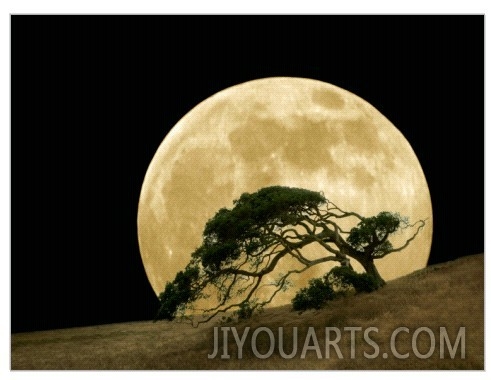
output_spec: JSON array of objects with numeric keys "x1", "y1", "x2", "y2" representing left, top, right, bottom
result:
[{"x1": 137, "y1": 77, "x2": 433, "y2": 305}]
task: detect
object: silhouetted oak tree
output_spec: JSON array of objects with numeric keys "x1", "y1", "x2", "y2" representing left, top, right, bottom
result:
[{"x1": 155, "y1": 186, "x2": 426, "y2": 324}]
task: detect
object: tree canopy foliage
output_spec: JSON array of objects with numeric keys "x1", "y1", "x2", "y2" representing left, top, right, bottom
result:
[
  {"x1": 155, "y1": 186, "x2": 426, "y2": 324},
  {"x1": 291, "y1": 265, "x2": 379, "y2": 312}
]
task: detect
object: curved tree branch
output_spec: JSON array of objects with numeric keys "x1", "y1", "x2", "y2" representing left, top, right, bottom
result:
[
  {"x1": 375, "y1": 219, "x2": 426, "y2": 259},
  {"x1": 155, "y1": 186, "x2": 428, "y2": 324}
]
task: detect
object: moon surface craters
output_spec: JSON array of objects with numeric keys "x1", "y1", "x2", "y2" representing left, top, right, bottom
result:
[
  {"x1": 311, "y1": 87, "x2": 346, "y2": 109},
  {"x1": 137, "y1": 78, "x2": 433, "y2": 297}
]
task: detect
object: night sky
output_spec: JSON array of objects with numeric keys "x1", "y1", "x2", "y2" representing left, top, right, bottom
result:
[{"x1": 11, "y1": 16, "x2": 483, "y2": 333}]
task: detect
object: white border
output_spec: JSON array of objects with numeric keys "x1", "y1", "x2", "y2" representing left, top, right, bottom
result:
[
  {"x1": 4, "y1": 4, "x2": 489, "y2": 380},
  {"x1": 3, "y1": 0, "x2": 490, "y2": 14}
]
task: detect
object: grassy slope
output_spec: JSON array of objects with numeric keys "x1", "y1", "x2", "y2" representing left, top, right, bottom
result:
[{"x1": 11, "y1": 254, "x2": 484, "y2": 370}]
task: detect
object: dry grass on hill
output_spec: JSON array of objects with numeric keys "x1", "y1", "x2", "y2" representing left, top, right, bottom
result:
[{"x1": 11, "y1": 254, "x2": 484, "y2": 370}]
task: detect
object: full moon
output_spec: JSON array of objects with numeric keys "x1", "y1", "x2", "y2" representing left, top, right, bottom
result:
[{"x1": 137, "y1": 77, "x2": 433, "y2": 305}]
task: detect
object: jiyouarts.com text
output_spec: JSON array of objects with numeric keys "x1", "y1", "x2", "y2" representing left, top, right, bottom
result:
[{"x1": 207, "y1": 326, "x2": 466, "y2": 360}]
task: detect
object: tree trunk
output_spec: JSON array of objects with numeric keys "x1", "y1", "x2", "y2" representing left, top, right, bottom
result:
[{"x1": 360, "y1": 258, "x2": 386, "y2": 287}]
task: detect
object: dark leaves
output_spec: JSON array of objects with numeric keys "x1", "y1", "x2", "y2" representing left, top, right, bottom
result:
[
  {"x1": 154, "y1": 265, "x2": 200, "y2": 321},
  {"x1": 347, "y1": 211, "x2": 401, "y2": 255},
  {"x1": 198, "y1": 186, "x2": 326, "y2": 270}
]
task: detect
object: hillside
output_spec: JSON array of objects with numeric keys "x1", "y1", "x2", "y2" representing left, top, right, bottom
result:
[{"x1": 11, "y1": 254, "x2": 484, "y2": 369}]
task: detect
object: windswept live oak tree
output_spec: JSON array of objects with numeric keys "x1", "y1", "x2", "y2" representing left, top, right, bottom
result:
[{"x1": 155, "y1": 186, "x2": 426, "y2": 324}]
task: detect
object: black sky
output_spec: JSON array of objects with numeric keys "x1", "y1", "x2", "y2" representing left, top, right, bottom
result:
[{"x1": 11, "y1": 16, "x2": 484, "y2": 333}]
